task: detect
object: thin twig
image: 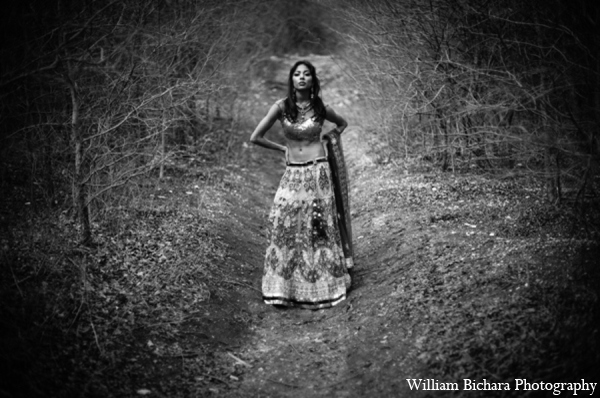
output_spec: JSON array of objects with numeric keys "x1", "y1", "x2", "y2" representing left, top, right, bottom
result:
[
  {"x1": 322, "y1": 311, "x2": 344, "y2": 323},
  {"x1": 89, "y1": 319, "x2": 102, "y2": 354},
  {"x1": 289, "y1": 343, "x2": 301, "y2": 355},
  {"x1": 266, "y1": 378, "x2": 304, "y2": 389},
  {"x1": 9, "y1": 274, "x2": 33, "y2": 289},
  {"x1": 227, "y1": 352, "x2": 252, "y2": 368},
  {"x1": 9, "y1": 264, "x2": 23, "y2": 298},
  {"x1": 208, "y1": 374, "x2": 231, "y2": 388},
  {"x1": 156, "y1": 351, "x2": 201, "y2": 358},
  {"x1": 221, "y1": 279, "x2": 262, "y2": 294},
  {"x1": 355, "y1": 267, "x2": 385, "y2": 276}
]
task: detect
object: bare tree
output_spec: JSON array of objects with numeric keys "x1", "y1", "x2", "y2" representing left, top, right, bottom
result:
[
  {"x1": 1, "y1": 0, "x2": 335, "y2": 243},
  {"x1": 329, "y1": 0, "x2": 599, "y2": 201}
]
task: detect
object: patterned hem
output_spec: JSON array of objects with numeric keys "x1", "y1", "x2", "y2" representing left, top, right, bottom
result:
[{"x1": 263, "y1": 293, "x2": 347, "y2": 309}]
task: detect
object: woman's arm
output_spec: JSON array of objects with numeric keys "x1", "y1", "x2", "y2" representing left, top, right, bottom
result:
[
  {"x1": 324, "y1": 105, "x2": 348, "y2": 134},
  {"x1": 250, "y1": 103, "x2": 286, "y2": 152}
]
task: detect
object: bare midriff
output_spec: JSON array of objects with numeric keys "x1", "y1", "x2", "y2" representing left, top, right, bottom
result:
[
  {"x1": 287, "y1": 140, "x2": 325, "y2": 163},
  {"x1": 277, "y1": 100, "x2": 326, "y2": 162}
]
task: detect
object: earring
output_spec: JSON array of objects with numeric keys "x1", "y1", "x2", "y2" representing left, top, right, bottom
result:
[
  {"x1": 292, "y1": 89, "x2": 297, "y2": 102},
  {"x1": 310, "y1": 87, "x2": 314, "y2": 100}
]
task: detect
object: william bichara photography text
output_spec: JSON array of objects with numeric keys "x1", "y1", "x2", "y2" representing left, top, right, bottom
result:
[{"x1": 406, "y1": 379, "x2": 597, "y2": 395}]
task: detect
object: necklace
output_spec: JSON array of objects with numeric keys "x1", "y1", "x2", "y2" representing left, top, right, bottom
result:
[{"x1": 296, "y1": 101, "x2": 312, "y2": 121}]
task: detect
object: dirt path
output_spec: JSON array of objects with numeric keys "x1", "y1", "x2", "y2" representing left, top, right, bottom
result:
[
  {"x1": 216, "y1": 55, "x2": 419, "y2": 398},
  {"x1": 1, "y1": 54, "x2": 596, "y2": 398},
  {"x1": 205, "y1": 54, "x2": 598, "y2": 397}
]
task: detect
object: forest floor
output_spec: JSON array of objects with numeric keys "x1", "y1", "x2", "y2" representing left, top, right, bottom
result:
[{"x1": 1, "y1": 55, "x2": 599, "y2": 398}]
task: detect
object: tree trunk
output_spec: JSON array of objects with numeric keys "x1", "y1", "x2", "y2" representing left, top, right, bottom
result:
[
  {"x1": 544, "y1": 142, "x2": 561, "y2": 204},
  {"x1": 534, "y1": 15, "x2": 561, "y2": 203},
  {"x1": 67, "y1": 66, "x2": 92, "y2": 245},
  {"x1": 159, "y1": 111, "x2": 166, "y2": 180}
]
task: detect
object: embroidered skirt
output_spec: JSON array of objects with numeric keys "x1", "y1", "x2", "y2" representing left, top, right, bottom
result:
[{"x1": 262, "y1": 158, "x2": 351, "y2": 309}]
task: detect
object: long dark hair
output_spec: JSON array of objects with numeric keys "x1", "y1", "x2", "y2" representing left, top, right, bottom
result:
[{"x1": 284, "y1": 60, "x2": 327, "y2": 122}]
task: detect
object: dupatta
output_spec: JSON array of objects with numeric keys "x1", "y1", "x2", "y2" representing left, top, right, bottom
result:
[{"x1": 323, "y1": 129, "x2": 354, "y2": 268}]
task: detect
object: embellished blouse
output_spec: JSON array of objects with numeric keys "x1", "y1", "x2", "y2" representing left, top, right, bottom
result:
[{"x1": 276, "y1": 98, "x2": 324, "y2": 143}]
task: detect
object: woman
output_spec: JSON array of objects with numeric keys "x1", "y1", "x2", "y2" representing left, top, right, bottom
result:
[{"x1": 250, "y1": 60, "x2": 353, "y2": 310}]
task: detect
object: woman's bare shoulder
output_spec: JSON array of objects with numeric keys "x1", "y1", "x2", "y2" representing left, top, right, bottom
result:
[{"x1": 274, "y1": 98, "x2": 288, "y2": 113}]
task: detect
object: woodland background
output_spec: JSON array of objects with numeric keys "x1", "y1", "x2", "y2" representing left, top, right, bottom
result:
[
  {"x1": 2, "y1": 0, "x2": 598, "y2": 243},
  {"x1": 1, "y1": 0, "x2": 599, "y2": 397}
]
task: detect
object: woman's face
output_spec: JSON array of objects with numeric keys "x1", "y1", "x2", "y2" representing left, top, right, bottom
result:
[{"x1": 292, "y1": 64, "x2": 313, "y2": 92}]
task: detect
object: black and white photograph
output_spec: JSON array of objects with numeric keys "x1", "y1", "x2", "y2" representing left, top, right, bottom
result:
[{"x1": 1, "y1": 0, "x2": 598, "y2": 396}]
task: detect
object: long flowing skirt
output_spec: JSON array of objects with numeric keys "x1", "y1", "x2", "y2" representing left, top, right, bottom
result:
[{"x1": 262, "y1": 159, "x2": 351, "y2": 309}]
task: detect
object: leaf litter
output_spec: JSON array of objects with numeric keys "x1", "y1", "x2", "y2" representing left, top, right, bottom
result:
[{"x1": 1, "y1": 55, "x2": 599, "y2": 398}]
